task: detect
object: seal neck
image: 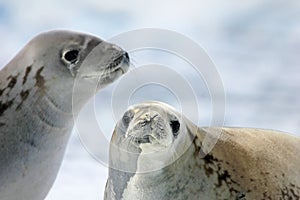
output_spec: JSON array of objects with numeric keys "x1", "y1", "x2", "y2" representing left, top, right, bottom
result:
[{"x1": 33, "y1": 92, "x2": 74, "y2": 129}]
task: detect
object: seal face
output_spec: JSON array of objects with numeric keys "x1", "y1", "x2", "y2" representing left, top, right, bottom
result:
[
  {"x1": 0, "y1": 30, "x2": 129, "y2": 200},
  {"x1": 121, "y1": 105, "x2": 180, "y2": 150},
  {"x1": 105, "y1": 101, "x2": 300, "y2": 200}
]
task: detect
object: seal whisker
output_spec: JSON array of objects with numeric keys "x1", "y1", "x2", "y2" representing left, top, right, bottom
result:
[{"x1": 128, "y1": 55, "x2": 138, "y2": 69}]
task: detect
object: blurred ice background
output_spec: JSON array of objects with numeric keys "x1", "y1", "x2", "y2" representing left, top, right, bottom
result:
[{"x1": 0, "y1": 0, "x2": 300, "y2": 199}]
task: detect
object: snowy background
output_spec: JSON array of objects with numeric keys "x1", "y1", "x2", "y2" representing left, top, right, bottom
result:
[{"x1": 0, "y1": 0, "x2": 300, "y2": 199}]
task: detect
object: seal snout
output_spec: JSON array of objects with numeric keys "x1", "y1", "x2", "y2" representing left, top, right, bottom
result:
[
  {"x1": 124, "y1": 110, "x2": 170, "y2": 146},
  {"x1": 110, "y1": 52, "x2": 129, "y2": 67},
  {"x1": 109, "y1": 51, "x2": 130, "y2": 75},
  {"x1": 123, "y1": 52, "x2": 130, "y2": 64},
  {"x1": 136, "y1": 134, "x2": 151, "y2": 144},
  {"x1": 119, "y1": 105, "x2": 180, "y2": 149}
]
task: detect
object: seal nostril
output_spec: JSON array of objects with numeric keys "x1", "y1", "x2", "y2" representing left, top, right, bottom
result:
[
  {"x1": 124, "y1": 52, "x2": 129, "y2": 60},
  {"x1": 123, "y1": 52, "x2": 130, "y2": 64}
]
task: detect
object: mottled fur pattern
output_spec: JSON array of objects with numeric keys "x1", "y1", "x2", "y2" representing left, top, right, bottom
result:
[{"x1": 105, "y1": 102, "x2": 300, "y2": 200}]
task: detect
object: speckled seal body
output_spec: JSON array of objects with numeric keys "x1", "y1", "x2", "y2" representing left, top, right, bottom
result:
[
  {"x1": 0, "y1": 30, "x2": 129, "y2": 200},
  {"x1": 105, "y1": 101, "x2": 300, "y2": 200}
]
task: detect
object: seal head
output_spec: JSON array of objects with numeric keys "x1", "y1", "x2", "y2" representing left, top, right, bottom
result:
[{"x1": 111, "y1": 102, "x2": 192, "y2": 170}]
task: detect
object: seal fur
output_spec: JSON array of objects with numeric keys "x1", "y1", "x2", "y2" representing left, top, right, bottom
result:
[
  {"x1": 0, "y1": 30, "x2": 129, "y2": 200},
  {"x1": 105, "y1": 101, "x2": 300, "y2": 200}
]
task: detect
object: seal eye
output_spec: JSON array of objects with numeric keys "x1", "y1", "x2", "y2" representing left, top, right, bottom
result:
[
  {"x1": 122, "y1": 110, "x2": 134, "y2": 127},
  {"x1": 62, "y1": 49, "x2": 79, "y2": 64},
  {"x1": 170, "y1": 120, "x2": 180, "y2": 136}
]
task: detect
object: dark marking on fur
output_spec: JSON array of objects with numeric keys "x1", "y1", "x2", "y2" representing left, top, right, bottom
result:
[
  {"x1": 202, "y1": 154, "x2": 219, "y2": 177},
  {"x1": 260, "y1": 181, "x2": 300, "y2": 199},
  {"x1": 280, "y1": 183, "x2": 300, "y2": 199},
  {"x1": 19, "y1": 137, "x2": 37, "y2": 148},
  {"x1": 204, "y1": 165, "x2": 214, "y2": 177},
  {"x1": 28, "y1": 139, "x2": 37, "y2": 148},
  {"x1": 7, "y1": 74, "x2": 18, "y2": 89},
  {"x1": 204, "y1": 154, "x2": 228, "y2": 182},
  {"x1": 220, "y1": 170, "x2": 241, "y2": 197},
  {"x1": 203, "y1": 154, "x2": 219, "y2": 164},
  {"x1": 0, "y1": 74, "x2": 19, "y2": 97},
  {"x1": 23, "y1": 65, "x2": 32, "y2": 85},
  {"x1": 0, "y1": 88, "x2": 4, "y2": 97},
  {"x1": 34, "y1": 66, "x2": 46, "y2": 93},
  {"x1": 16, "y1": 90, "x2": 30, "y2": 110},
  {"x1": 216, "y1": 170, "x2": 230, "y2": 187},
  {"x1": 0, "y1": 99, "x2": 15, "y2": 116},
  {"x1": 20, "y1": 90, "x2": 29, "y2": 101},
  {"x1": 236, "y1": 191, "x2": 246, "y2": 200},
  {"x1": 201, "y1": 152, "x2": 243, "y2": 198}
]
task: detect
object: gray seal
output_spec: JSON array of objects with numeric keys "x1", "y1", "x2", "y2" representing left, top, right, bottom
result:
[
  {"x1": 105, "y1": 101, "x2": 300, "y2": 200},
  {"x1": 0, "y1": 30, "x2": 129, "y2": 200}
]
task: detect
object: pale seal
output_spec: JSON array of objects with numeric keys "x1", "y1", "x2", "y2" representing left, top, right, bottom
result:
[
  {"x1": 105, "y1": 101, "x2": 300, "y2": 200},
  {"x1": 0, "y1": 30, "x2": 129, "y2": 200}
]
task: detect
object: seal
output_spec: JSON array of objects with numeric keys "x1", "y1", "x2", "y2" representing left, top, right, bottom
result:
[
  {"x1": 105, "y1": 101, "x2": 300, "y2": 200},
  {"x1": 0, "y1": 30, "x2": 129, "y2": 200}
]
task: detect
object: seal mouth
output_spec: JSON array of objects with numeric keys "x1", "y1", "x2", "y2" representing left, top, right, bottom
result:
[
  {"x1": 126, "y1": 132, "x2": 166, "y2": 149},
  {"x1": 135, "y1": 135, "x2": 153, "y2": 144},
  {"x1": 123, "y1": 133, "x2": 155, "y2": 148},
  {"x1": 80, "y1": 52, "x2": 129, "y2": 79}
]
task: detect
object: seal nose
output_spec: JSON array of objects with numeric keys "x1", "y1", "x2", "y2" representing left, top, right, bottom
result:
[
  {"x1": 143, "y1": 112, "x2": 159, "y2": 123},
  {"x1": 133, "y1": 111, "x2": 161, "y2": 144},
  {"x1": 124, "y1": 52, "x2": 129, "y2": 60},
  {"x1": 123, "y1": 52, "x2": 130, "y2": 64}
]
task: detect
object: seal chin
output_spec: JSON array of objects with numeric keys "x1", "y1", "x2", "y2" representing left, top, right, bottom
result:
[{"x1": 139, "y1": 142, "x2": 169, "y2": 153}]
